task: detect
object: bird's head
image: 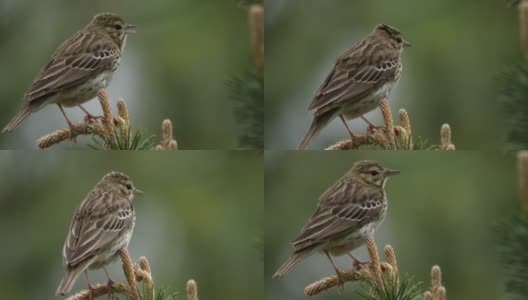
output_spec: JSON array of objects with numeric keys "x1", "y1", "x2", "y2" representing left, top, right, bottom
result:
[
  {"x1": 89, "y1": 13, "x2": 136, "y2": 41},
  {"x1": 373, "y1": 24, "x2": 411, "y2": 50},
  {"x1": 349, "y1": 160, "x2": 400, "y2": 188},
  {"x1": 100, "y1": 171, "x2": 143, "y2": 199}
]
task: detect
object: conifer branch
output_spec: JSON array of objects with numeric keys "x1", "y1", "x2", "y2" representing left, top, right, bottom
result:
[
  {"x1": 36, "y1": 89, "x2": 178, "y2": 150},
  {"x1": 303, "y1": 236, "x2": 445, "y2": 300},
  {"x1": 325, "y1": 99, "x2": 454, "y2": 150},
  {"x1": 423, "y1": 266, "x2": 447, "y2": 300}
]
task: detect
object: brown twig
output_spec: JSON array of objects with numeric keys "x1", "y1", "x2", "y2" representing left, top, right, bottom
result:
[
  {"x1": 117, "y1": 98, "x2": 131, "y2": 129},
  {"x1": 304, "y1": 269, "x2": 365, "y2": 296},
  {"x1": 65, "y1": 283, "x2": 131, "y2": 300},
  {"x1": 398, "y1": 109, "x2": 413, "y2": 150},
  {"x1": 518, "y1": 151, "x2": 528, "y2": 219},
  {"x1": 119, "y1": 249, "x2": 140, "y2": 300},
  {"x1": 137, "y1": 256, "x2": 154, "y2": 298},
  {"x1": 117, "y1": 99, "x2": 131, "y2": 143},
  {"x1": 36, "y1": 123, "x2": 106, "y2": 149},
  {"x1": 384, "y1": 245, "x2": 399, "y2": 289},
  {"x1": 424, "y1": 265, "x2": 447, "y2": 300},
  {"x1": 365, "y1": 236, "x2": 383, "y2": 289},
  {"x1": 379, "y1": 98, "x2": 396, "y2": 148},
  {"x1": 97, "y1": 89, "x2": 118, "y2": 145},
  {"x1": 520, "y1": 0, "x2": 528, "y2": 60},
  {"x1": 155, "y1": 119, "x2": 178, "y2": 150},
  {"x1": 440, "y1": 124, "x2": 455, "y2": 150},
  {"x1": 249, "y1": 5, "x2": 264, "y2": 79},
  {"x1": 187, "y1": 279, "x2": 199, "y2": 300}
]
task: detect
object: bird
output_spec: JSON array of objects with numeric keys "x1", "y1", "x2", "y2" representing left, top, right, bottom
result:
[
  {"x1": 56, "y1": 171, "x2": 143, "y2": 296},
  {"x1": 297, "y1": 24, "x2": 411, "y2": 150},
  {"x1": 273, "y1": 160, "x2": 400, "y2": 283},
  {"x1": 2, "y1": 13, "x2": 136, "y2": 133}
]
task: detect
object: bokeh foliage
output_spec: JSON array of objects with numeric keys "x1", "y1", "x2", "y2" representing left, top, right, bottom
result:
[
  {"x1": 497, "y1": 215, "x2": 528, "y2": 300},
  {"x1": 500, "y1": 64, "x2": 528, "y2": 151}
]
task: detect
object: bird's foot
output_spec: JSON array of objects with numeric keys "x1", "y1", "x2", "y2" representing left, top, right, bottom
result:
[
  {"x1": 84, "y1": 114, "x2": 103, "y2": 124},
  {"x1": 366, "y1": 124, "x2": 385, "y2": 135},
  {"x1": 63, "y1": 120, "x2": 78, "y2": 142},
  {"x1": 87, "y1": 282, "x2": 95, "y2": 300},
  {"x1": 348, "y1": 253, "x2": 369, "y2": 269},
  {"x1": 335, "y1": 269, "x2": 349, "y2": 289},
  {"x1": 106, "y1": 278, "x2": 115, "y2": 300},
  {"x1": 353, "y1": 258, "x2": 370, "y2": 270}
]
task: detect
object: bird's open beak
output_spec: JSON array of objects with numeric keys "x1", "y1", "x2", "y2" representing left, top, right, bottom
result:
[
  {"x1": 385, "y1": 169, "x2": 400, "y2": 177},
  {"x1": 403, "y1": 40, "x2": 412, "y2": 47},
  {"x1": 125, "y1": 24, "x2": 137, "y2": 34},
  {"x1": 133, "y1": 188, "x2": 143, "y2": 196}
]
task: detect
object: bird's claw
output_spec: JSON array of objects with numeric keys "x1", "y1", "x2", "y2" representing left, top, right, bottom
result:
[
  {"x1": 366, "y1": 125, "x2": 385, "y2": 135},
  {"x1": 84, "y1": 115, "x2": 101, "y2": 124}
]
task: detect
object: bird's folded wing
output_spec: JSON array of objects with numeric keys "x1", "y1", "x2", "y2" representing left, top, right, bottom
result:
[
  {"x1": 308, "y1": 49, "x2": 399, "y2": 113},
  {"x1": 63, "y1": 204, "x2": 134, "y2": 267},
  {"x1": 291, "y1": 184, "x2": 384, "y2": 252},
  {"x1": 26, "y1": 32, "x2": 119, "y2": 102}
]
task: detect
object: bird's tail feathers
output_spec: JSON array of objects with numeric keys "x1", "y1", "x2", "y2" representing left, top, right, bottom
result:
[
  {"x1": 2, "y1": 103, "x2": 33, "y2": 133},
  {"x1": 297, "y1": 108, "x2": 338, "y2": 150},
  {"x1": 273, "y1": 253, "x2": 305, "y2": 278},
  {"x1": 56, "y1": 266, "x2": 83, "y2": 296}
]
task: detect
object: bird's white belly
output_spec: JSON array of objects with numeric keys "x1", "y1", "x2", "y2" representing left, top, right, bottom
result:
[
  {"x1": 56, "y1": 71, "x2": 112, "y2": 107},
  {"x1": 323, "y1": 216, "x2": 385, "y2": 257},
  {"x1": 341, "y1": 82, "x2": 395, "y2": 120},
  {"x1": 88, "y1": 229, "x2": 133, "y2": 270}
]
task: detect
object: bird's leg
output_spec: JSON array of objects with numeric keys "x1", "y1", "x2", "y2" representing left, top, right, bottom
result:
[
  {"x1": 57, "y1": 104, "x2": 76, "y2": 142},
  {"x1": 325, "y1": 250, "x2": 346, "y2": 289},
  {"x1": 103, "y1": 267, "x2": 115, "y2": 300},
  {"x1": 84, "y1": 270, "x2": 94, "y2": 300},
  {"x1": 360, "y1": 115, "x2": 383, "y2": 134},
  {"x1": 78, "y1": 104, "x2": 102, "y2": 124},
  {"x1": 339, "y1": 115, "x2": 359, "y2": 142},
  {"x1": 347, "y1": 253, "x2": 369, "y2": 269}
]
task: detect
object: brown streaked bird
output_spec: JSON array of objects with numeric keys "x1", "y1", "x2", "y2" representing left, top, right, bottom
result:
[
  {"x1": 297, "y1": 24, "x2": 411, "y2": 150},
  {"x1": 273, "y1": 160, "x2": 399, "y2": 283},
  {"x1": 56, "y1": 171, "x2": 143, "y2": 296},
  {"x1": 2, "y1": 13, "x2": 136, "y2": 133}
]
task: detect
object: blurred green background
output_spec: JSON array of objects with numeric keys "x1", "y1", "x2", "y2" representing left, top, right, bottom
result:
[
  {"x1": 0, "y1": 0, "x2": 252, "y2": 149},
  {"x1": 265, "y1": 151, "x2": 518, "y2": 300},
  {"x1": 265, "y1": 0, "x2": 518, "y2": 149},
  {"x1": 0, "y1": 151, "x2": 263, "y2": 299}
]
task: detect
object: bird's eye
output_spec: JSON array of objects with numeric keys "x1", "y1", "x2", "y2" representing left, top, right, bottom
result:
[
  {"x1": 114, "y1": 24, "x2": 123, "y2": 30},
  {"x1": 126, "y1": 184, "x2": 132, "y2": 190},
  {"x1": 370, "y1": 170, "x2": 379, "y2": 176},
  {"x1": 396, "y1": 37, "x2": 403, "y2": 43}
]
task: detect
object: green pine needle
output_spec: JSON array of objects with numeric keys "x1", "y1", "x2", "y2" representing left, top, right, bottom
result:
[
  {"x1": 500, "y1": 63, "x2": 528, "y2": 151},
  {"x1": 230, "y1": 69, "x2": 263, "y2": 150},
  {"x1": 363, "y1": 135, "x2": 437, "y2": 150},
  {"x1": 356, "y1": 275, "x2": 423, "y2": 300},
  {"x1": 89, "y1": 128, "x2": 155, "y2": 150},
  {"x1": 117, "y1": 287, "x2": 178, "y2": 300},
  {"x1": 507, "y1": 0, "x2": 521, "y2": 7},
  {"x1": 238, "y1": 0, "x2": 263, "y2": 7},
  {"x1": 497, "y1": 214, "x2": 528, "y2": 299}
]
